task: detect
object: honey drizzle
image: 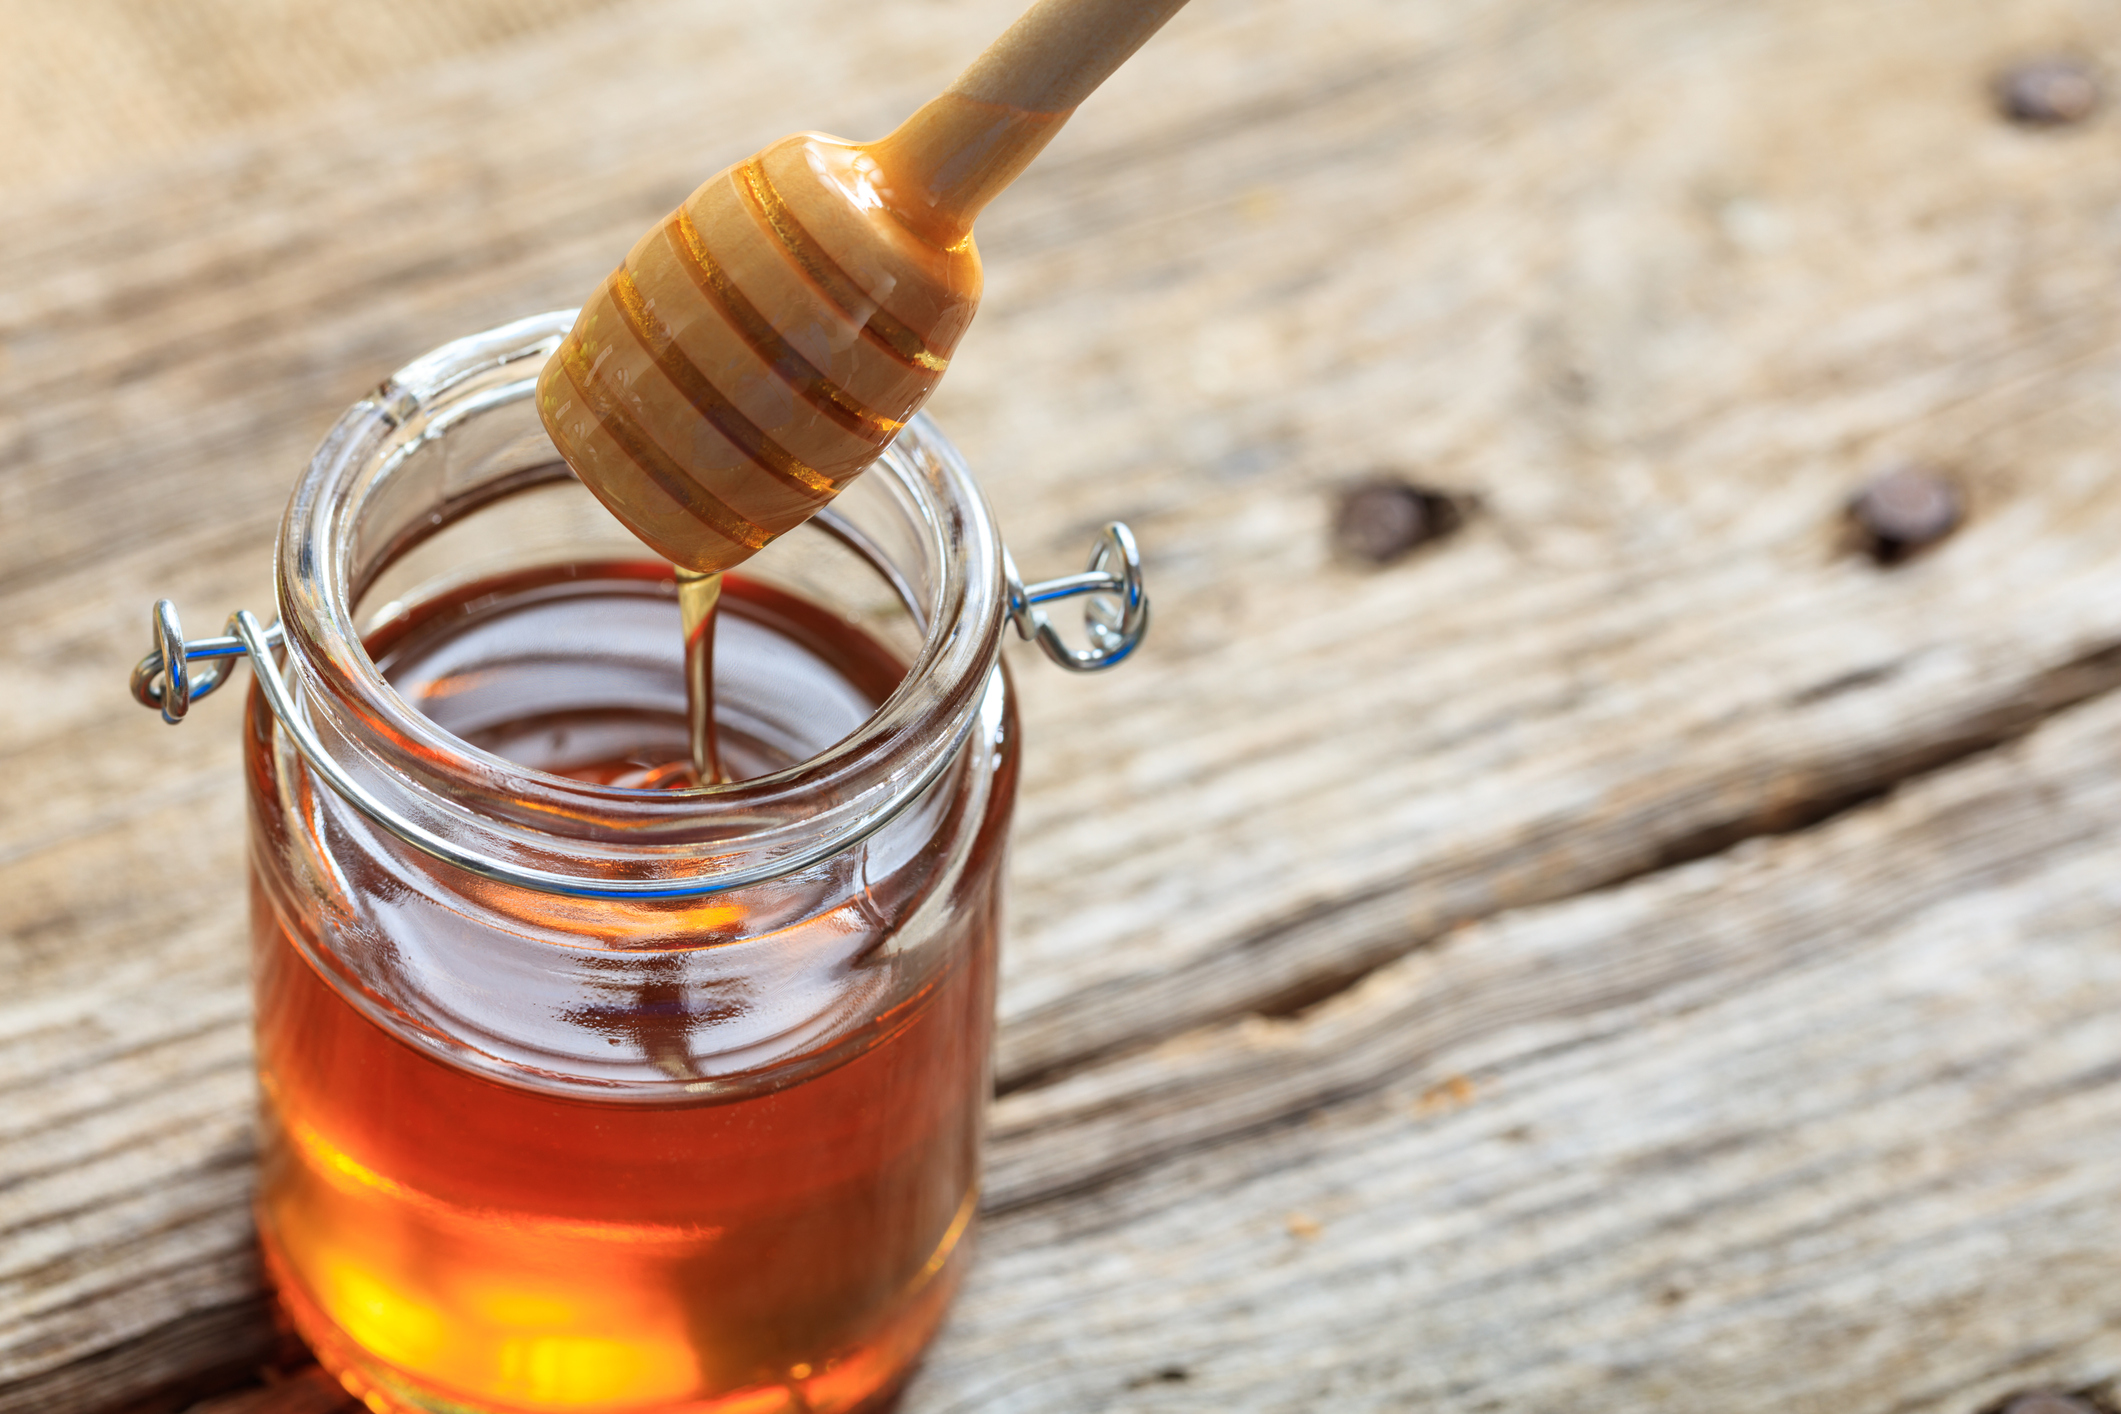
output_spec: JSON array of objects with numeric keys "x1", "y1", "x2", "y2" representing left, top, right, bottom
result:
[{"x1": 675, "y1": 567, "x2": 725, "y2": 786}]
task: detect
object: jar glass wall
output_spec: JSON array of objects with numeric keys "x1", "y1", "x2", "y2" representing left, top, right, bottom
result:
[{"x1": 243, "y1": 315, "x2": 1018, "y2": 1414}]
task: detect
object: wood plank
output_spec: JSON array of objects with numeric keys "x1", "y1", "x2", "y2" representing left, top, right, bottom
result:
[
  {"x1": 917, "y1": 688, "x2": 2121, "y2": 1411},
  {"x1": 3, "y1": 0, "x2": 2119, "y2": 1407},
  {"x1": 982, "y1": 674, "x2": 2121, "y2": 1213}
]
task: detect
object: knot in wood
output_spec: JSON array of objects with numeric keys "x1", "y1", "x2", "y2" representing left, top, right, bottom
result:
[
  {"x1": 1850, "y1": 464, "x2": 1962, "y2": 564},
  {"x1": 1999, "y1": 1394, "x2": 2102, "y2": 1414},
  {"x1": 1332, "y1": 477, "x2": 1460, "y2": 565},
  {"x1": 1995, "y1": 57, "x2": 2101, "y2": 126}
]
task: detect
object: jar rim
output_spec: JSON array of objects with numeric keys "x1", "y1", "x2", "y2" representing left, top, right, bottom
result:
[{"x1": 270, "y1": 311, "x2": 1008, "y2": 898}]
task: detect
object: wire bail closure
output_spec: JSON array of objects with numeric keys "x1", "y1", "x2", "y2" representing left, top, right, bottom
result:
[
  {"x1": 129, "y1": 603, "x2": 285, "y2": 724},
  {"x1": 131, "y1": 522, "x2": 1148, "y2": 723},
  {"x1": 1004, "y1": 522, "x2": 1148, "y2": 672},
  {"x1": 125, "y1": 523, "x2": 1147, "y2": 895}
]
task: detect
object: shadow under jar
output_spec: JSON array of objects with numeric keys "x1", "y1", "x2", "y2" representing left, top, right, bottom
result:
[{"x1": 244, "y1": 315, "x2": 1018, "y2": 1414}]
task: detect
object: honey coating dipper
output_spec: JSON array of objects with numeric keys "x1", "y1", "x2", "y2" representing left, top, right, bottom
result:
[{"x1": 538, "y1": 0, "x2": 1192, "y2": 573}]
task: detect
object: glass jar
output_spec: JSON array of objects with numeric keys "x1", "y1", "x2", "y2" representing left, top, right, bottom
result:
[{"x1": 130, "y1": 312, "x2": 1141, "y2": 1414}]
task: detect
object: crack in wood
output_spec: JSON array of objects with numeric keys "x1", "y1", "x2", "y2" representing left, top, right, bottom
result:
[{"x1": 1000, "y1": 634, "x2": 2121, "y2": 1096}]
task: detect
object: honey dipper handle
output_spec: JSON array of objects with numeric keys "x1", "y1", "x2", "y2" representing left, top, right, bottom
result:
[
  {"x1": 947, "y1": 0, "x2": 1194, "y2": 114},
  {"x1": 868, "y1": 0, "x2": 1192, "y2": 245}
]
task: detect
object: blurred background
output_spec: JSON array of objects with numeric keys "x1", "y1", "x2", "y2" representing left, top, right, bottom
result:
[{"x1": 0, "y1": 0, "x2": 628, "y2": 192}]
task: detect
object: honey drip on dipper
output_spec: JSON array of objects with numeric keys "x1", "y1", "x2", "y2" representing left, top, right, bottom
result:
[{"x1": 538, "y1": 0, "x2": 1190, "y2": 783}]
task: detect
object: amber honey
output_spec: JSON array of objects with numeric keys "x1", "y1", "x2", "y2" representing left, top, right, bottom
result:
[{"x1": 247, "y1": 564, "x2": 1010, "y2": 1414}]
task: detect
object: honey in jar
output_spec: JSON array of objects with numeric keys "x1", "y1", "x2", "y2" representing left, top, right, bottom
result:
[{"x1": 237, "y1": 319, "x2": 1023, "y2": 1414}]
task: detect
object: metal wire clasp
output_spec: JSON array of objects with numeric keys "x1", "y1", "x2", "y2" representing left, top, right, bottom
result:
[
  {"x1": 130, "y1": 523, "x2": 1149, "y2": 727},
  {"x1": 129, "y1": 602, "x2": 284, "y2": 724},
  {"x1": 1006, "y1": 522, "x2": 1149, "y2": 672}
]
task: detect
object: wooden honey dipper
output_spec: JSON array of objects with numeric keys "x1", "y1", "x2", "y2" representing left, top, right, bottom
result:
[{"x1": 537, "y1": 0, "x2": 1192, "y2": 575}]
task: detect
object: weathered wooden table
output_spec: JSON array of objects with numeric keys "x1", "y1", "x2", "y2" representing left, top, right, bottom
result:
[{"x1": 7, "y1": 0, "x2": 2121, "y2": 1410}]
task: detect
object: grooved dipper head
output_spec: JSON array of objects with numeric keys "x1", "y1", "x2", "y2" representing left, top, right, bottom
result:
[
  {"x1": 536, "y1": 0, "x2": 1197, "y2": 573},
  {"x1": 538, "y1": 134, "x2": 980, "y2": 573}
]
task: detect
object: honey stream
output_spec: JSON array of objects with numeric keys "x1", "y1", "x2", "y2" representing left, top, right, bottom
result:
[{"x1": 674, "y1": 567, "x2": 724, "y2": 785}]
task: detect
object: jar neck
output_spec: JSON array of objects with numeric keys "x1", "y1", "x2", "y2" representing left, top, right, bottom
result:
[{"x1": 272, "y1": 311, "x2": 1006, "y2": 898}]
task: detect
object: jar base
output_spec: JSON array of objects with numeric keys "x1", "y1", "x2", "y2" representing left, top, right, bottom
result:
[{"x1": 262, "y1": 1228, "x2": 967, "y2": 1414}]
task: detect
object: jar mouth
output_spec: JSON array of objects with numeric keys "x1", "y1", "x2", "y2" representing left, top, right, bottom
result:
[{"x1": 272, "y1": 311, "x2": 1007, "y2": 896}]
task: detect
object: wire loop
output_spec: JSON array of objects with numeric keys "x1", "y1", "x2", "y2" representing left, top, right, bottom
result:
[
  {"x1": 1005, "y1": 522, "x2": 1150, "y2": 671},
  {"x1": 130, "y1": 600, "x2": 282, "y2": 724}
]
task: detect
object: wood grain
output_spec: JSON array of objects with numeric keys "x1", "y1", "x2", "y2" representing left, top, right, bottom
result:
[
  {"x1": 3, "y1": 0, "x2": 2119, "y2": 1409},
  {"x1": 0, "y1": 0, "x2": 638, "y2": 193},
  {"x1": 915, "y1": 688, "x2": 2121, "y2": 1413}
]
